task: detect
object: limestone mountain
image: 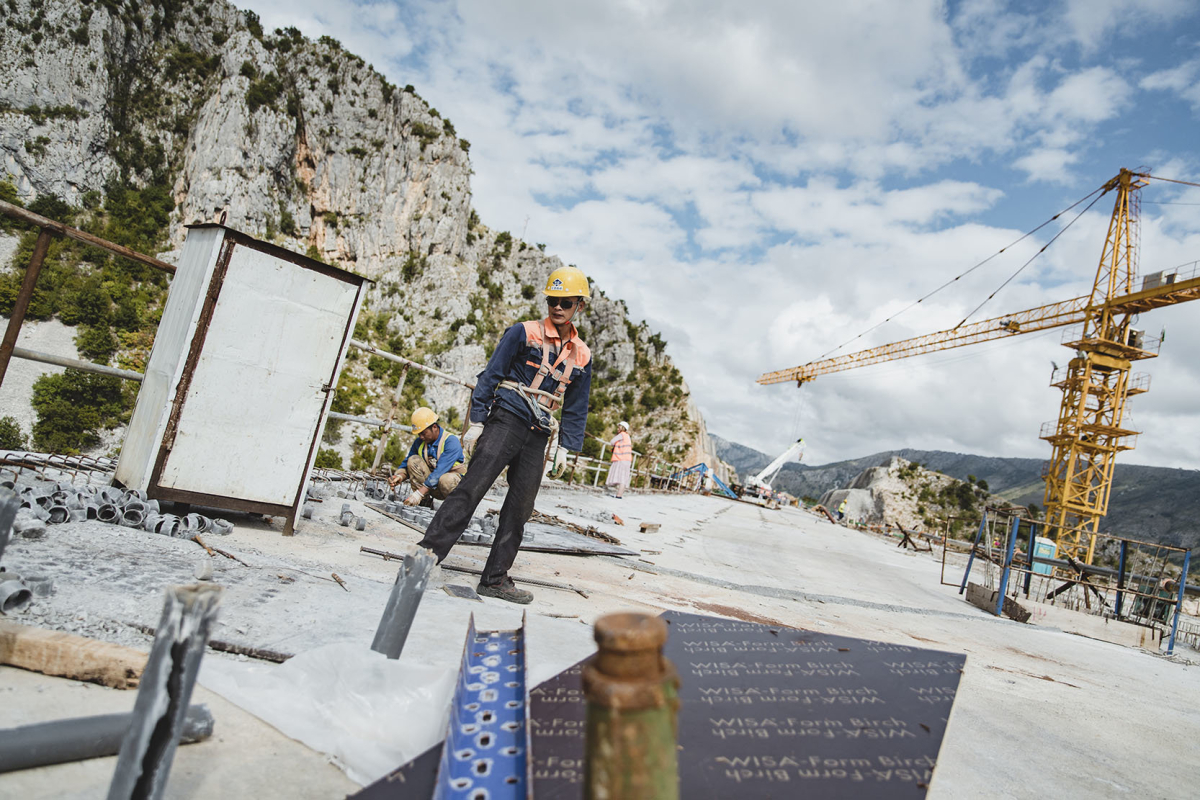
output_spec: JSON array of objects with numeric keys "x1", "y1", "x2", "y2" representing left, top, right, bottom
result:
[{"x1": 0, "y1": 0, "x2": 722, "y2": 473}]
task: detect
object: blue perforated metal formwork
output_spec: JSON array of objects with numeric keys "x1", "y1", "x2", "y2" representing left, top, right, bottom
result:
[{"x1": 432, "y1": 613, "x2": 531, "y2": 800}]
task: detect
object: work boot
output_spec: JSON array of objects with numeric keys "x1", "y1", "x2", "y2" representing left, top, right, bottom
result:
[{"x1": 477, "y1": 576, "x2": 533, "y2": 605}]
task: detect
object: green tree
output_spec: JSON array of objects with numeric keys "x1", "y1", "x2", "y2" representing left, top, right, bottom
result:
[
  {"x1": 0, "y1": 416, "x2": 28, "y2": 450},
  {"x1": 314, "y1": 448, "x2": 343, "y2": 469},
  {"x1": 31, "y1": 371, "x2": 127, "y2": 453},
  {"x1": 76, "y1": 325, "x2": 118, "y2": 364}
]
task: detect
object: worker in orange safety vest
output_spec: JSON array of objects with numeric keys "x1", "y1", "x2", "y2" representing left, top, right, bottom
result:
[{"x1": 606, "y1": 421, "x2": 633, "y2": 498}]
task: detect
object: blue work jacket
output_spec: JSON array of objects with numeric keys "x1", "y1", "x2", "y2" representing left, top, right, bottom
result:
[
  {"x1": 470, "y1": 319, "x2": 592, "y2": 451},
  {"x1": 406, "y1": 427, "x2": 464, "y2": 488}
]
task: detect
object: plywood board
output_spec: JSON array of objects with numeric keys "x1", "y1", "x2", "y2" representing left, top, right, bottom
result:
[{"x1": 355, "y1": 611, "x2": 966, "y2": 799}]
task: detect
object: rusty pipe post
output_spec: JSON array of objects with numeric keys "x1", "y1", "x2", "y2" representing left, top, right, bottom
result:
[
  {"x1": 371, "y1": 364, "x2": 409, "y2": 472},
  {"x1": 583, "y1": 613, "x2": 679, "y2": 800},
  {"x1": 0, "y1": 228, "x2": 54, "y2": 388}
]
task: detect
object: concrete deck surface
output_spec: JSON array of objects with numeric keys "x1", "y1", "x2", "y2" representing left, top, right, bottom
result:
[{"x1": 1, "y1": 485, "x2": 1197, "y2": 798}]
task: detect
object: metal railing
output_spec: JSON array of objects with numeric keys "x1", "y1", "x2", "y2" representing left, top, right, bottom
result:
[{"x1": 958, "y1": 508, "x2": 1194, "y2": 654}]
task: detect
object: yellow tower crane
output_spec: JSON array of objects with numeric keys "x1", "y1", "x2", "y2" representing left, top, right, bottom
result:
[{"x1": 757, "y1": 169, "x2": 1200, "y2": 562}]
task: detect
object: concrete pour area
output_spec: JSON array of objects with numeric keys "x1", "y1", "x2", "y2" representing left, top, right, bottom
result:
[{"x1": 2, "y1": 483, "x2": 1199, "y2": 798}]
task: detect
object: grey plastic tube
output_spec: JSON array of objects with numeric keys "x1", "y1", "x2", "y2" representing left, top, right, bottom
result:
[
  {"x1": 0, "y1": 705, "x2": 214, "y2": 773},
  {"x1": 97, "y1": 504, "x2": 119, "y2": 523},
  {"x1": 0, "y1": 579, "x2": 32, "y2": 613}
]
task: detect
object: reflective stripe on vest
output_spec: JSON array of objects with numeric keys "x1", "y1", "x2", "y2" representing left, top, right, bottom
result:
[{"x1": 611, "y1": 432, "x2": 632, "y2": 462}]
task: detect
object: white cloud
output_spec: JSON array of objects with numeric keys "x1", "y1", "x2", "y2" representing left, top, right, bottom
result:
[
  {"x1": 1141, "y1": 58, "x2": 1200, "y2": 112},
  {"x1": 1062, "y1": 0, "x2": 1194, "y2": 50},
  {"x1": 1012, "y1": 147, "x2": 1080, "y2": 183}
]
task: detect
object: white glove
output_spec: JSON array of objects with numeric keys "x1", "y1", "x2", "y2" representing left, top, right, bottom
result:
[
  {"x1": 404, "y1": 489, "x2": 425, "y2": 506},
  {"x1": 548, "y1": 438, "x2": 569, "y2": 479},
  {"x1": 462, "y1": 422, "x2": 484, "y2": 458}
]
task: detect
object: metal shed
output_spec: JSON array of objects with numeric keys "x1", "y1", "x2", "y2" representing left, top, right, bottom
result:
[{"x1": 115, "y1": 225, "x2": 367, "y2": 535}]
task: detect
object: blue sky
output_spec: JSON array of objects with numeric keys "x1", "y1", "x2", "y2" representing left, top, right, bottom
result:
[{"x1": 242, "y1": 0, "x2": 1200, "y2": 468}]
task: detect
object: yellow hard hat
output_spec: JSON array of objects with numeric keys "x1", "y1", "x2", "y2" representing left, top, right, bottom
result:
[
  {"x1": 544, "y1": 266, "x2": 590, "y2": 299},
  {"x1": 410, "y1": 407, "x2": 438, "y2": 432}
]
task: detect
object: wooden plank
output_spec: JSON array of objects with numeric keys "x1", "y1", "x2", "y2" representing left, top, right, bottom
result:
[
  {"x1": 0, "y1": 620, "x2": 145, "y2": 689},
  {"x1": 965, "y1": 582, "x2": 1031, "y2": 623}
]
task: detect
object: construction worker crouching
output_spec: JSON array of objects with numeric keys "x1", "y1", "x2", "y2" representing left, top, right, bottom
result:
[
  {"x1": 415, "y1": 266, "x2": 593, "y2": 604},
  {"x1": 387, "y1": 407, "x2": 467, "y2": 507}
]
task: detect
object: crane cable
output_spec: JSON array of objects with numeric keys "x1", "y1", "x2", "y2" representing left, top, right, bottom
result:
[
  {"x1": 803, "y1": 184, "x2": 1108, "y2": 365},
  {"x1": 1145, "y1": 174, "x2": 1200, "y2": 189},
  {"x1": 957, "y1": 173, "x2": 1200, "y2": 327},
  {"x1": 952, "y1": 187, "x2": 1110, "y2": 329}
]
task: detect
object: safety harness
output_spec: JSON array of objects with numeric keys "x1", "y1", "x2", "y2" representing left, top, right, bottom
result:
[{"x1": 497, "y1": 321, "x2": 578, "y2": 436}]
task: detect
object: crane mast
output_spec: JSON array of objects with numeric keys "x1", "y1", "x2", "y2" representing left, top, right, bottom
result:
[{"x1": 1041, "y1": 169, "x2": 1151, "y2": 561}]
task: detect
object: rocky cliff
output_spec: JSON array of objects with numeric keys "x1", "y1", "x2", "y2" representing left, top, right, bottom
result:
[{"x1": 0, "y1": 0, "x2": 723, "y2": 473}]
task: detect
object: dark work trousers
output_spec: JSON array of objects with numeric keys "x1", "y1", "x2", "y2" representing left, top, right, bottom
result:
[{"x1": 417, "y1": 408, "x2": 549, "y2": 585}]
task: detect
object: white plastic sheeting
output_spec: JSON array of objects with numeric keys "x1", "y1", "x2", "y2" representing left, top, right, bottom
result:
[{"x1": 199, "y1": 643, "x2": 455, "y2": 785}]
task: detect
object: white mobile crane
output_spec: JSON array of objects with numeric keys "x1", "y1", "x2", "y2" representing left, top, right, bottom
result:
[{"x1": 743, "y1": 438, "x2": 806, "y2": 497}]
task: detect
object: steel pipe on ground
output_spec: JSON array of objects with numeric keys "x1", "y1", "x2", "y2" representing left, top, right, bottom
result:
[{"x1": 0, "y1": 706, "x2": 213, "y2": 773}]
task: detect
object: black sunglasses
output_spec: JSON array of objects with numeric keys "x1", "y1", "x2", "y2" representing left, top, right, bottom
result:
[{"x1": 546, "y1": 297, "x2": 579, "y2": 310}]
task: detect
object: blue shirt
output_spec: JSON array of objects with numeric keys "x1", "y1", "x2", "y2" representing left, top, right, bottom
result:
[
  {"x1": 406, "y1": 427, "x2": 464, "y2": 488},
  {"x1": 470, "y1": 319, "x2": 592, "y2": 451}
]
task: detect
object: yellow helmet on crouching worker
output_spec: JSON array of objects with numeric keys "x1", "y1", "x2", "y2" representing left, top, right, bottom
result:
[
  {"x1": 410, "y1": 407, "x2": 438, "y2": 433},
  {"x1": 544, "y1": 266, "x2": 591, "y2": 299}
]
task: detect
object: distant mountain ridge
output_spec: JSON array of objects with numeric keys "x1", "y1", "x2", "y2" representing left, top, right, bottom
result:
[{"x1": 711, "y1": 435, "x2": 1200, "y2": 551}]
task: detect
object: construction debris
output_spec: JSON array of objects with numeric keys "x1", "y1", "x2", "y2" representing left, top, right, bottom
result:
[
  {"x1": 528, "y1": 508, "x2": 624, "y2": 545},
  {"x1": 367, "y1": 503, "x2": 637, "y2": 556},
  {"x1": 0, "y1": 477, "x2": 234, "y2": 541}
]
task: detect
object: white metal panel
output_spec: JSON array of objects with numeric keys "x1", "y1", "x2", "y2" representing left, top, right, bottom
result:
[
  {"x1": 158, "y1": 244, "x2": 357, "y2": 505},
  {"x1": 115, "y1": 227, "x2": 224, "y2": 492}
]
